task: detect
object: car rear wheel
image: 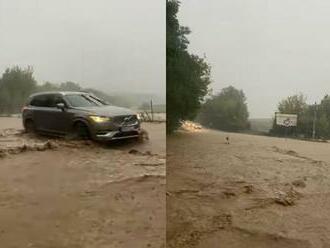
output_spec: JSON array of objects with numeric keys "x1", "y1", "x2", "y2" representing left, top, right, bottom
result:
[
  {"x1": 24, "y1": 119, "x2": 35, "y2": 133},
  {"x1": 74, "y1": 122, "x2": 90, "y2": 140}
]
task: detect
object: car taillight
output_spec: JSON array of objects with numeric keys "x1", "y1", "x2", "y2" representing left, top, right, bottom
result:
[{"x1": 21, "y1": 106, "x2": 27, "y2": 112}]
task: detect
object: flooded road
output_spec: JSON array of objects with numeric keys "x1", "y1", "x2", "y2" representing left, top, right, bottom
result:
[
  {"x1": 0, "y1": 117, "x2": 165, "y2": 248},
  {"x1": 167, "y1": 125, "x2": 330, "y2": 248}
]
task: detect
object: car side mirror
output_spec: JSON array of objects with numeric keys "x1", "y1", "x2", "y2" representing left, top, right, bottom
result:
[{"x1": 56, "y1": 103, "x2": 66, "y2": 111}]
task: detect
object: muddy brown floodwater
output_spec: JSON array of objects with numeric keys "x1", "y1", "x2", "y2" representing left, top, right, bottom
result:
[
  {"x1": 167, "y1": 126, "x2": 330, "y2": 248},
  {"x1": 0, "y1": 117, "x2": 165, "y2": 248}
]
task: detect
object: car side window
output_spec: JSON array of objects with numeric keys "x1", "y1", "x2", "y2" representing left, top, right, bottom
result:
[
  {"x1": 45, "y1": 95, "x2": 55, "y2": 107},
  {"x1": 30, "y1": 94, "x2": 55, "y2": 107},
  {"x1": 30, "y1": 95, "x2": 48, "y2": 107},
  {"x1": 53, "y1": 95, "x2": 67, "y2": 107}
]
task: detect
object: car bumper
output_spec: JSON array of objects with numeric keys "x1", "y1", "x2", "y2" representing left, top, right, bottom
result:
[
  {"x1": 95, "y1": 129, "x2": 141, "y2": 140},
  {"x1": 91, "y1": 120, "x2": 141, "y2": 141}
]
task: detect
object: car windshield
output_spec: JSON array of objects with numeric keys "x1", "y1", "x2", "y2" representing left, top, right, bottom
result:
[
  {"x1": 65, "y1": 94, "x2": 105, "y2": 107},
  {"x1": 87, "y1": 94, "x2": 109, "y2": 105}
]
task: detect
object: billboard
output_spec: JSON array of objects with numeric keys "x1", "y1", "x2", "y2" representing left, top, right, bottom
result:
[{"x1": 275, "y1": 113, "x2": 298, "y2": 127}]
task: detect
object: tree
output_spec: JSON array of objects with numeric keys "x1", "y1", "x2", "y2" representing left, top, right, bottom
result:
[
  {"x1": 0, "y1": 66, "x2": 37, "y2": 114},
  {"x1": 277, "y1": 94, "x2": 307, "y2": 115},
  {"x1": 35, "y1": 81, "x2": 59, "y2": 92},
  {"x1": 167, "y1": 0, "x2": 211, "y2": 133},
  {"x1": 197, "y1": 86, "x2": 249, "y2": 131},
  {"x1": 317, "y1": 113, "x2": 329, "y2": 138},
  {"x1": 270, "y1": 94, "x2": 310, "y2": 137},
  {"x1": 59, "y1": 81, "x2": 82, "y2": 91},
  {"x1": 0, "y1": 66, "x2": 151, "y2": 115},
  {"x1": 315, "y1": 95, "x2": 330, "y2": 138}
]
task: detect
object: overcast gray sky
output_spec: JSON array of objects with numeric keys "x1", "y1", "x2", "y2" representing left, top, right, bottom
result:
[
  {"x1": 0, "y1": 0, "x2": 165, "y2": 97},
  {"x1": 179, "y1": 0, "x2": 330, "y2": 118}
]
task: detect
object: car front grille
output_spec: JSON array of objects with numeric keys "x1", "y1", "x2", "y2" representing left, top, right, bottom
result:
[{"x1": 112, "y1": 115, "x2": 138, "y2": 126}]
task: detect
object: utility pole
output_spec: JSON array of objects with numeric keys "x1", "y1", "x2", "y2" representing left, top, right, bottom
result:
[{"x1": 312, "y1": 102, "x2": 317, "y2": 139}]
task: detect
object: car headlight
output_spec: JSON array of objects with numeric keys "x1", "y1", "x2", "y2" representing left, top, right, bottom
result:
[
  {"x1": 90, "y1": 116, "x2": 110, "y2": 123},
  {"x1": 136, "y1": 113, "x2": 141, "y2": 120}
]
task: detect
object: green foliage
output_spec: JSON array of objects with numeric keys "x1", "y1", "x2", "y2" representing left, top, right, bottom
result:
[
  {"x1": 167, "y1": 0, "x2": 211, "y2": 133},
  {"x1": 317, "y1": 113, "x2": 330, "y2": 138},
  {"x1": 270, "y1": 94, "x2": 309, "y2": 136},
  {"x1": 35, "y1": 81, "x2": 82, "y2": 93},
  {"x1": 315, "y1": 95, "x2": 330, "y2": 138},
  {"x1": 270, "y1": 94, "x2": 330, "y2": 139},
  {"x1": 0, "y1": 66, "x2": 37, "y2": 114},
  {"x1": 0, "y1": 66, "x2": 113, "y2": 114},
  {"x1": 0, "y1": 66, "x2": 163, "y2": 114},
  {"x1": 278, "y1": 94, "x2": 307, "y2": 115},
  {"x1": 36, "y1": 81, "x2": 59, "y2": 92},
  {"x1": 59, "y1": 82, "x2": 82, "y2": 91},
  {"x1": 197, "y1": 86, "x2": 250, "y2": 131}
]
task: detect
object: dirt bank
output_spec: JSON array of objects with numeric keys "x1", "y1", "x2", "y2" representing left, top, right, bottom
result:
[
  {"x1": 167, "y1": 127, "x2": 330, "y2": 248},
  {"x1": 0, "y1": 117, "x2": 165, "y2": 248}
]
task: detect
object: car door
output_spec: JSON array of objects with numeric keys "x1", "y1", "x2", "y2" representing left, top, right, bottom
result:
[
  {"x1": 31, "y1": 94, "x2": 68, "y2": 133},
  {"x1": 48, "y1": 94, "x2": 73, "y2": 133},
  {"x1": 30, "y1": 94, "x2": 54, "y2": 131}
]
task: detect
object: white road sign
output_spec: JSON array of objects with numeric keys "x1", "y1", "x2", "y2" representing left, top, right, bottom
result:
[{"x1": 275, "y1": 113, "x2": 298, "y2": 127}]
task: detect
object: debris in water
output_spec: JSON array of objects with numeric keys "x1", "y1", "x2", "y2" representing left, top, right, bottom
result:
[
  {"x1": 0, "y1": 140, "x2": 58, "y2": 157},
  {"x1": 292, "y1": 179, "x2": 306, "y2": 188},
  {"x1": 0, "y1": 151, "x2": 6, "y2": 158},
  {"x1": 223, "y1": 190, "x2": 236, "y2": 198},
  {"x1": 128, "y1": 149, "x2": 154, "y2": 156},
  {"x1": 274, "y1": 189, "x2": 300, "y2": 206},
  {"x1": 212, "y1": 213, "x2": 232, "y2": 229},
  {"x1": 243, "y1": 185, "x2": 254, "y2": 194},
  {"x1": 129, "y1": 149, "x2": 140, "y2": 155}
]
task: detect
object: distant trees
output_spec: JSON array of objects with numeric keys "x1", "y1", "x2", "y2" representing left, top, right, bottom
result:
[
  {"x1": 167, "y1": 0, "x2": 211, "y2": 133},
  {"x1": 270, "y1": 94, "x2": 330, "y2": 139},
  {"x1": 0, "y1": 66, "x2": 90, "y2": 114},
  {"x1": 317, "y1": 95, "x2": 330, "y2": 138},
  {"x1": 277, "y1": 94, "x2": 307, "y2": 115},
  {"x1": 0, "y1": 66, "x2": 159, "y2": 115},
  {"x1": 36, "y1": 81, "x2": 82, "y2": 93},
  {"x1": 270, "y1": 94, "x2": 310, "y2": 136},
  {"x1": 36, "y1": 81, "x2": 59, "y2": 92},
  {"x1": 0, "y1": 66, "x2": 37, "y2": 114},
  {"x1": 197, "y1": 86, "x2": 250, "y2": 131}
]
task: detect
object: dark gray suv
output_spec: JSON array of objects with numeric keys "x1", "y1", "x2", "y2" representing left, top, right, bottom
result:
[{"x1": 22, "y1": 91, "x2": 141, "y2": 141}]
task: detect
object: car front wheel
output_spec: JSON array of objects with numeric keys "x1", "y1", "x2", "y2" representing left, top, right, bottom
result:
[{"x1": 73, "y1": 122, "x2": 90, "y2": 140}]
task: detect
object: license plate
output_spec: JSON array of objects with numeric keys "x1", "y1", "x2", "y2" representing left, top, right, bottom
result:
[{"x1": 121, "y1": 126, "x2": 135, "y2": 132}]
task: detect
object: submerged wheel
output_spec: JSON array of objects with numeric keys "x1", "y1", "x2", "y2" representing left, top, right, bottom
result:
[
  {"x1": 24, "y1": 119, "x2": 35, "y2": 133},
  {"x1": 74, "y1": 122, "x2": 90, "y2": 140}
]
